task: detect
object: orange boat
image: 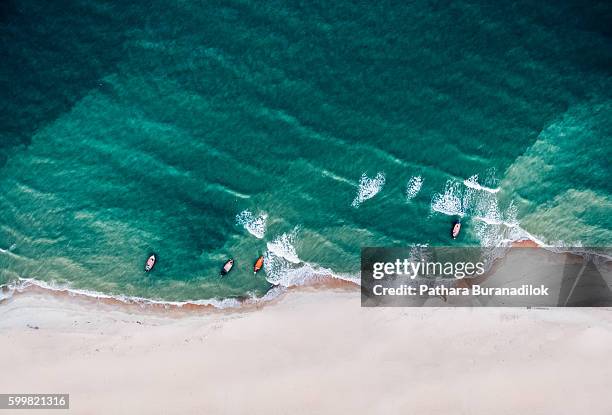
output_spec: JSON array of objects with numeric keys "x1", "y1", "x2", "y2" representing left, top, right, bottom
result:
[{"x1": 253, "y1": 256, "x2": 264, "y2": 274}]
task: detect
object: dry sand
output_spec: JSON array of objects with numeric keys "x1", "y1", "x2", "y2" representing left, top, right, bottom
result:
[{"x1": 2, "y1": 285, "x2": 612, "y2": 415}]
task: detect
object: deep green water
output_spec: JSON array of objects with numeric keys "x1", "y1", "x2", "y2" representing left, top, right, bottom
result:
[{"x1": 1, "y1": 0, "x2": 610, "y2": 302}]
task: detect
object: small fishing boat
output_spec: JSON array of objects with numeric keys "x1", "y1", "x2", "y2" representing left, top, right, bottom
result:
[
  {"x1": 451, "y1": 220, "x2": 461, "y2": 239},
  {"x1": 253, "y1": 256, "x2": 264, "y2": 274},
  {"x1": 144, "y1": 254, "x2": 156, "y2": 272},
  {"x1": 220, "y1": 259, "x2": 234, "y2": 276}
]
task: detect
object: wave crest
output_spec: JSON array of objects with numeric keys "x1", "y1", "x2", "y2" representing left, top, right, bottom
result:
[
  {"x1": 431, "y1": 180, "x2": 464, "y2": 216},
  {"x1": 236, "y1": 209, "x2": 268, "y2": 239},
  {"x1": 266, "y1": 227, "x2": 300, "y2": 264},
  {"x1": 406, "y1": 176, "x2": 423, "y2": 200},
  {"x1": 464, "y1": 174, "x2": 500, "y2": 194}
]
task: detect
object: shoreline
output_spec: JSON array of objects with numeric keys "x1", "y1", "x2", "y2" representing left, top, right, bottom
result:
[
  {"x1": 0, "y1": 274, "x2": 360, "y2": 316},
  {"x1": 2, "y1": 238, "x2": 602, "y2": 315},
  {"x1": 0, "y1": 238, "x2": 570, "y2": 314}
]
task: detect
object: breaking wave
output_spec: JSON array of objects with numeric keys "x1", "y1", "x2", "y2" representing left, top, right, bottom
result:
[
  {"x1": 406, "y1": 175, "x2": 423, "y2": 200},
  {"x1": 266, "y1": 227, "x2": 300, "y2": 264},
  {"x1": 235, "y1": 209, "x2": 268, "y2": 239},
  {"x1": 431, "y1": 180, "x2": 464, "y2": 217},
  {"x1": 263, "y1": 226, "x2": 359, "y2": 287},
  {"x1": 431, "y1": 174, "x2": 529, "y2": 247},
  {"x1": 264, "y1": 257, "x2": 356, "y2": 288},
  {"x1": 463, "y1": 174, "x2": 500, "y2": 194},
  {"x1": 351, "y1": 172, "x2": 385, "y2": 207}
]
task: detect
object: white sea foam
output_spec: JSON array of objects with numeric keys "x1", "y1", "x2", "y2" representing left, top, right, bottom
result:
[
  {"x1": 265, "y1": 258, "x2": 323, "y2": 287},
  {"x1": 431, "y1": 180, "x2": 464, "y2": 216},
  {"x1": 263, "y1": 251, "x2": 358, "y2": 288},
  {"x1": 473, "y1": 193, "x2": 502, "y2": 224},
  {"x1": 0, "y1": 277, "x2": 244, "y2": 309},
  {"x1": 351, "y1": 172, "x2": 385, "y2": 207},
  {"x1": 406, "y1": 175, "x2": 423, "y2": 200},
  {"x1": 431, "y1": 175, "x2": 533, "y2": 248},
  {"x1": 235, "y1": 209, "x2": 267, "y2": 239},
  {"x1": 470, "y1": 191, "x2": 520, "y2": 247},
  {"x1": 463, "y1": 174, "x2": 500, "y2": 194},
  {"x1": 504, "y1": 200, "x2": 519, "y2": 227},
  {"x1": 471, "y1": 201, "x2": 518, "y2": 228},
  {"x1": 0, "y1": 268, "x2": 360, "y2": 310},
  {"x1": 262, "y1": 226, "x2": 359, "y2": 287},
  {"x1": 266, "y1": 227, "x2": 300, "y2": 264}
]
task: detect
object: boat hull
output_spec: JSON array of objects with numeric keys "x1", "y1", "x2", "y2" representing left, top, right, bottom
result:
[
  {"x1": 221, "y1": 259, "x2": 234, "y2": 276},
  {"x1": 144, "y1": 254, "x2": 156, "y2": 272},
  {"x1": 253, "y1": 256, "x2": 264, "y2": 274},
  {"x1": 451, "y1": 221, "x2": 461, "y2": 239}
]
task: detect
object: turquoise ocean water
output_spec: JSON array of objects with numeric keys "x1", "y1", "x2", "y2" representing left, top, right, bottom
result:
[{"x1": 1, "y1": 0, "x2": 610, "y2": 303}]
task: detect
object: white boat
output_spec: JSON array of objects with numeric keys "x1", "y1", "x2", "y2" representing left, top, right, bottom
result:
[
  {"x1": 451, "y1": 221, "x2": 461, "y2": 239},
  {"x1": 144, "y1": 254, "x2": 156, "y2": 272},
  {"x1": 221, "y1": 259, "x2": 234, "y2": 276}
]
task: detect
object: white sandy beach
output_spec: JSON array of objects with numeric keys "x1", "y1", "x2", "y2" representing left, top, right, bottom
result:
[{"x1": 2, "y1": 285, "x2": 612, "y2": 415}]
